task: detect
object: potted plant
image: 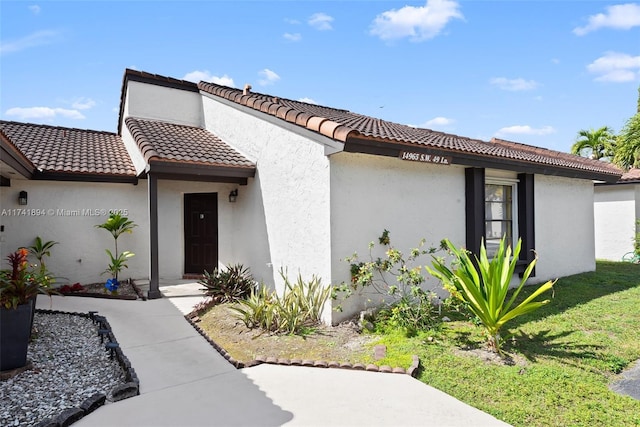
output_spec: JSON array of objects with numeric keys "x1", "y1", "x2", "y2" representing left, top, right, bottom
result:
[
  {"x1": 96, "y1": 213, "x2": 136, "y2": 294},
  {"x1": 0, "y1": 248, "x2": 55, "y2": 371}
]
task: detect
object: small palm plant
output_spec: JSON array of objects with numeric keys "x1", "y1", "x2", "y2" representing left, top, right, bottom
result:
[
  {"x1": 427, "y1": 237, "x2": 555, "y2": 354},
  {"x1": 28, "y1": 236, "x2": 58, "y2": 275},
  {"x1": 96, "y1": 213, "x2": 136, "y2": 284}
]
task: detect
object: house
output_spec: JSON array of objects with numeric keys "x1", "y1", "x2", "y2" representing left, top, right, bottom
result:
[
  {"x1": 594, "y1": 168, "x2": 640, "y2": 261},
  {"x1": 1, "y1": 69, "x2": 622, "y2": 323}
]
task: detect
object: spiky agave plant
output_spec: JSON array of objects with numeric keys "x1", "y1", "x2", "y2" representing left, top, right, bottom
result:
[{"x1": 428, "y1": 237, "x2": 555, "y2": 354}]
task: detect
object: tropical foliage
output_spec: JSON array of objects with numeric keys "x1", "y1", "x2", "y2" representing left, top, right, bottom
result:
[
  {"x1": 230, "y1": 270, "x2": 331, "y2": 334},
  {"x1": 199, "y1": 263, "x2": 255, "y2": 304},
  {"x1": 0, "y1": 248, "x2": 55, "y2": 309},
  {"x1": 28, "y1": 236, "x2": 58, "y2": 275},
  {"x1": 427, "y1": 237, "x2": 555, "y2": 353},
  {"x1": 96, "y1": 213, "x2": 136, "y2": 282},
  {"x1": 613, "y1": 112, "x2": 640, "y2": 169},
  {"x1": 570, "y1": 126, "x2": 617, "y2": 160},
  {"x1": 333, "y1": 230, "x2": 441, "y2": 334}
]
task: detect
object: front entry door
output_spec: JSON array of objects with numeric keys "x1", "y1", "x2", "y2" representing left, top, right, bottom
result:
[{"x1": 184, "y1": 193, "x2": 218, "y2": 274}]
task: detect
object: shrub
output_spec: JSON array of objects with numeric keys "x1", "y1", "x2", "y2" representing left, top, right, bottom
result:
[
  {"x1": 230, "y1": 270, "x2": 331, "y2": 334},
  {"x1": 427, "y1": 236, "x2": 555, "y2": 354},
  {"x1": 199, "y1": 264, "x2": 254, "y2": 304},
  {"x1": 333, "y1": 230, "x2": 442, "y2": 334}
]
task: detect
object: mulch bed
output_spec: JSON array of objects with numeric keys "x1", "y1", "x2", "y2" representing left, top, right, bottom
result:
[{"x1": 58, "y1": 280, "x2": 146, "y2": 300}]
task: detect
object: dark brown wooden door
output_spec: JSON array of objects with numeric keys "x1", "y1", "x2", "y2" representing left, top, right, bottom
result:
[{"x1": 184, "y1": 193, "x2": 218, "y2": 274}]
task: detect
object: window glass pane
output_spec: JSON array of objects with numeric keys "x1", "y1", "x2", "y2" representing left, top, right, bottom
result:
[{"x1": 485, "y1": 183, "x2": 514, "y2": 256}]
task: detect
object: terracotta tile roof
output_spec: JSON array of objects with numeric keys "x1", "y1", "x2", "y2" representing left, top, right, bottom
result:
[
  {"x1": 490, "y1": 138, "x2": 622, "y2": 177},
  {"x1": 620, "y1": 168, "x2": 640, "y2": 183},
  {"x1": 125, "y1": 117, "x2": 255, "y2": 169},
  {"x1": 198, "y1": 81, "x2": 622, "y2": 180},
  {"x1": 0, "y1": 120, "x2": 136, "y2": 177}
]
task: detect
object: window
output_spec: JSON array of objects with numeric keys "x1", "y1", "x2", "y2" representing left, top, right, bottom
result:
[
  {"x1": 465, "y1": 168, "x2": 535, "y2": 275},
  {"x1": 485, "y1": 179, "x2": 518, "y2": 256}
]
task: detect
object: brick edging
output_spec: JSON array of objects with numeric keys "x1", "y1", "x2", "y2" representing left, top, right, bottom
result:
[
  {"x1": 184, "y1": 315, "x2": 421, "y2": 377},
  {"x1": 34, "y1": 309, "x2": 140, "y2": 427}
]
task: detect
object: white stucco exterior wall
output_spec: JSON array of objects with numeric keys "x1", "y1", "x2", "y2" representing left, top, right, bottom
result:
[
  {"x1": 534, "y1": 175, "x2": 596, "y2": 282},
  {"x1": 594, "y1": 184, "x2": 638, "y2": 261},
  {"x1": 124, "y1": 81, "x2": 203, "y2": 127},
  {"x1": 201, "y1": 96, "x2": 332, "y2": 295},
  {"x1": 329, "y1": 152, "x2": 466, "y2": 323},
  {"x1": 0, "y1": 180, "x2": 149, "y2": 285}
]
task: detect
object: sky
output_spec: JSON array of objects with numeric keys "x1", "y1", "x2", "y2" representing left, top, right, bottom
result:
[{"x1": 1, "y1": 0, "x2": 639, "y2": 153}]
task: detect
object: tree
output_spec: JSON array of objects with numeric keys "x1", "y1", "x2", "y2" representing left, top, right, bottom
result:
[
  {"x1": 613, "y1": 86, "x2": 640, "y2": 170},
  {"x1": 571, "y1": 126, "x2": 617, "y2": 160}
]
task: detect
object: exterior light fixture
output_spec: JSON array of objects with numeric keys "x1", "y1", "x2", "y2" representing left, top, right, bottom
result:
[
  {"x1": 18, "y1": 191, "x2": 28, "y2": 205},
  {"x1": 229, "y1": 189, "x2": 238, "y2": 203}
]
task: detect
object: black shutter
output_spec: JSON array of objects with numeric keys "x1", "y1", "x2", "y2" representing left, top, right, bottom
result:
[
  {"x1": 517, "y1": 173, "x2": 535, "y2": 276},
  {"x1": 465, "y1": 167, "x2": 485, "y2": 256}
]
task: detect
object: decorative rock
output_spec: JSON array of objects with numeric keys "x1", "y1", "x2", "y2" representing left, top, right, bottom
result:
[
  {"x1": 278, "y1": 359, "x2": 291, "y2": 365},
  {"x1": 328, "y1": 361, "x2": 340, "y2": 368},
  {"x1": 392, "y1": 367, "x2": 406, "y2": 374},
  {"x1": 255, "y1": 355, "x2": 267, "y2": 363},
  {"x1": 266, "y1": 356, "x2": 278, "y2": 364},
  {"x1": 0, "y1": 311, "x2": 132, "y2": 427},
  {"x1": 365, "y1": 364, "x2": 379, "y2": 372},
  {"x1": 313, "y1": 361, "x2": 328, "y2": 368},
  {"x1": 407, "y1": 355, "x2": 421, "y2": 377},
  {"x1": 379, "y1": 365, "x2": 393, "y2": 373},
  {"x1": 339, "y1": 363, "x2": 352, "y2": 369},
  {"x1": 352, "y1": 363, "x2": 366, "y2": 370},
  {"x1": 290, "y1": 359, "x2": 303, "y2": 366}
]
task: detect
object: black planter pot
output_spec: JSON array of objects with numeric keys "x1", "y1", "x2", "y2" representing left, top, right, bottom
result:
[{"x1": 0, "y1": 302, "x2": 33, "y2": 371}]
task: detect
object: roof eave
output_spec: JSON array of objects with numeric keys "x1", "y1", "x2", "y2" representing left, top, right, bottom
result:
[
  {"x1": 344, "y1": 137, "x2": 622, "y2": 183},
  {"x1": 0, "y1": 134, "x2": 36, "y2": 179},
  {"x1": 147, "y1": 159, "x2": 256, "y2": 184}
]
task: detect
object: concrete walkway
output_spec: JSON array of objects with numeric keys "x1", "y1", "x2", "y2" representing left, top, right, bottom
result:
[{"x1": 37, "y1": 284, "x2": 510, "y2": 426}]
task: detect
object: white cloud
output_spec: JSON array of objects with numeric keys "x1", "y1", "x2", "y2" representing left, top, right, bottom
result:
[
  {"x1": 490, "y1": 77, "x2": 539, "y2": 91},
  {"x1": 29, "y1": 5, "x2": 41, "y2": 14},
  {"x1": 0, "y1": 30, "x2": 60, "y2": 55},
  {"x1": 71, "y1": 97, "x2": 96, "y2": 110},
  {"x1": 283, "y1": 33, "x2": 302, "y2": 42},
  {"x1": 587, "y1": 52, "x2": 640, "y2": 82},
  {"x1": 182, "y1": 70, "x2": 235, "y2": 87},
  {"x1": 285, "y1": 18, "x2": 301, "y2": 25},
  {"x1": 495, "y1": 125, "x2": 556, "y2": 137},
  {"x1": 423, "y1": 116, "x2": 455, "y2": 127},
  {"x1": 5, "y1": 107, "x2": 85, "y2": 120},
  {"x1": 370, "y1": 0, "x2": 463, "y2": 42},
  {"x1": 298, "y1": 97, "x2": 317, "y2": 104},
  {"x1": 308, "y1": 13, "x2": 334, "y2": 30},
  {"x1": 573, "y1": 3, "x2": 640, "y2": 35},
  {"x1": 258, "y1": 69, "x2": 280, "y2": 86}
]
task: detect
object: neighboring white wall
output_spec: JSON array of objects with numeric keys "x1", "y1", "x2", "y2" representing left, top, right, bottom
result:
[
  {"x1": 534, "y1": 175, "x2": 596, "y2": 282},
  {"x1": 594, "y1": 184, "x2": 638, "y2": 261},
  {"x1": 0, "y1": 180, "x2": 149, "y2": 285},
  {"x1": 329, "y1": 152, "x2": 466, "y2": 323},
  {"x1": 124, "y1": 81, "x2": 203, "y2": 127},
  {"x1": 201, "y1": 96, "x2": 332, "y2": 295}
]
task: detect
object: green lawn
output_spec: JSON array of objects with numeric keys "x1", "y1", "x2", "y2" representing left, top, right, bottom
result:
[{"x1": 370, "y1": 261, "x2": 640, "y2": 426}]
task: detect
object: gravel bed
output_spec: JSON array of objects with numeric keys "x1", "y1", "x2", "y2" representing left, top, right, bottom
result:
[{"x1": 0, "y1": 312, "x2": 126, "y2": 426}]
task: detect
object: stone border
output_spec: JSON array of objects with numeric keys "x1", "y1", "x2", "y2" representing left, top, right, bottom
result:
[
  {"x1": 34, "y1": 309, "x2": 140, "y2": 427},
  {"x1": 57, "y1": 279, "x2": 146, "y2": 301},
  {"x1": 185, "y1": 315, "x2": 421, "y2": 378}
]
